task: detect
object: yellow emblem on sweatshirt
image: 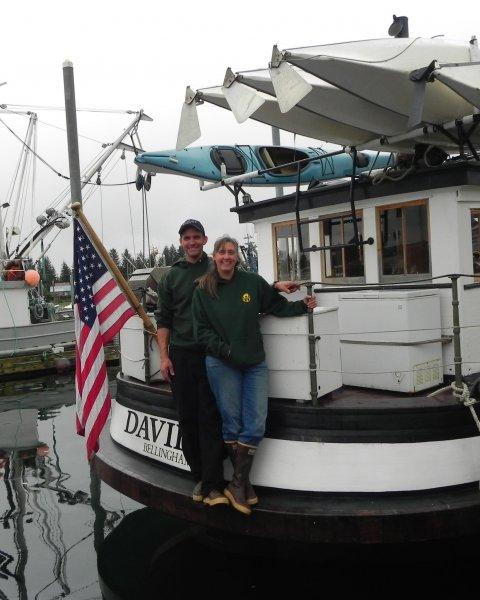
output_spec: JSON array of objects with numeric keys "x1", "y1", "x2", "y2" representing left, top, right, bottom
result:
[{"x1": 242, "y1": 293, "x2": 251, "y2": 303}]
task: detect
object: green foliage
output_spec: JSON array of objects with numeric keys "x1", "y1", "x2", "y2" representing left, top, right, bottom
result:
[
  {"x1": 41, "y1": 256, "x2": 57, "y2": 301},
  {"x1": 120, "y1": 249, "x2": 134, "y2": 279},
  {"x1": 59, "y1": 261, "x2": 72, "y2": 282},
  {"x1": 109, "y1": 248, "x2": 121, "y2": 267}
]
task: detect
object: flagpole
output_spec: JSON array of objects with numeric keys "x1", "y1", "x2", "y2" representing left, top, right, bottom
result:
[{"x1": 71, "y1": 202, "x2": 156, "y2": 335}]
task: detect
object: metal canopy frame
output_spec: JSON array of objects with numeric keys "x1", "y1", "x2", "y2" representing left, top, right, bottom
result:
[{"x1": 294, "y1": 147, "x2": 374, "y2": 254}]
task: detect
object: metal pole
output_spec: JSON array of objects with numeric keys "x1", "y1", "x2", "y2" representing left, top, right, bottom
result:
[
  {"x1": 62, "y1": 60, "x2": 83, "y2": 207},
  {"x1": 348, "y1": 147, "x2": 360, "y2": 245},
  {"x1": 271, "y1": 126, "x2": 284, "y2": 199},
  {"x1": 0, "y1": 205, "x2": 6, "y2": 264},
  {"x1": 306, "y1": 282, "x2": 318, "y2": 406},
  {"x1": 450, "y1": 275, "x2": 463, "y2": 390},
  {"x1": 6, "y1": 115, "x2": 36, "y2": 250}
]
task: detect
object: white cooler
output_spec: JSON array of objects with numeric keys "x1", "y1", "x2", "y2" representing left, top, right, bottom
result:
[
  {"x1": 119, "y1": 315, "x2": 164, "y2": 382},
  {"x1": 260, "y1": 306, "x2": 342, "y2": 401},
  {"x1": 338, "y1": 290, "x2": 442, "y2": 393}
]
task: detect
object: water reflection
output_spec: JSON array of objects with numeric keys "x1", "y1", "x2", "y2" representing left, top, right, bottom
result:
[{"x1": 0, "y1": 371, "x2": 136, "y2": 600}]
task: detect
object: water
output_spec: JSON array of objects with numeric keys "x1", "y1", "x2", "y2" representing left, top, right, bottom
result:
[{"x1": 1, "y1": 371, "x2": 479, "y2": 599}]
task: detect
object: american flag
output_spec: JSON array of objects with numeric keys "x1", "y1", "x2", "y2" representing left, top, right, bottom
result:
[{"x1": 74, "y1": 217, "x2": 134, "y2": 458}]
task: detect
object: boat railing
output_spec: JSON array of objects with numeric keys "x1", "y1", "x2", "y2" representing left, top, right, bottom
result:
[{"x1": 300, "y1": 274, "x2": 479, "y2": 407}]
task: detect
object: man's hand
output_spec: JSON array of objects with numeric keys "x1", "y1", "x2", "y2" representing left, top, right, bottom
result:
[
  {"x1": 160, "y1": 356, "x2": 175, "y2": 382},
  {"x1": 157, "y1": 328, "x2": 173, "y2": 382},
  {"x1": 303, "y1": 295, "x2": 317, "y2": 310},
  {"x1": 274, "y1": 280, "x2": 300, "y2": 294}
]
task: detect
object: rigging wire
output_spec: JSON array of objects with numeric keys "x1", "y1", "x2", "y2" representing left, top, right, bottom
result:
[
  {"x1": 35, "y1": 117, "x2": 106, "y2": 145},
  {"x1": 2, "y1": 120, "x2": 30, "y2": 223},
  {"x1": 99, "y1": 182, "x2": 104, "y2": 243},
  {"x1": 17, "y1": 140, "x2": 33, "y2": 243},
  {"x1": 1, "y1": 118, "x2": 136, "y2": 186},
  {"x1": 30, "y1": 122, "x2": 37, "y2": 233},
  {"x1": 124, "y1": 157, "x2": 137, "y2": 257},
  {"x1": 2, "y1": 103, "x2": 138, "y2": 114},
  {"x1": 0, "y1": 117, "x2": 69, "y2": 179}
]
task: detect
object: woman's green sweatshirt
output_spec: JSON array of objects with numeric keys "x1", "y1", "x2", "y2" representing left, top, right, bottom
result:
[{"x1": 192, "y1": 270, "x2": 307, "y2": 368}]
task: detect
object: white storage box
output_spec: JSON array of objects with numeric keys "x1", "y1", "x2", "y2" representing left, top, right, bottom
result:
[
  {"x1": 338, "y1": 290, "x2": 442, "y2": 393},
  {"x1": 119, "y1": 315, "x2": 164, "y2": 382},
  {"x1": 260, "y1": 307, "x2": 342, "y2": 401}
]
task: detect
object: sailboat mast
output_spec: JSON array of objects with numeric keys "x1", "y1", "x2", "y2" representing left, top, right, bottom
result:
[{"x1": 5, "y1": 114, "x2": 37, "y2": 252}]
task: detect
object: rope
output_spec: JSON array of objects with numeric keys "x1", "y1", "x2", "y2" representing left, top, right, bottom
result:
[
  {"x1": 451, "y1": 382, "x2": 480, "y2": 428},
  {"x1": 372, "y1": 164, "x2": 415, "y2": 185}
]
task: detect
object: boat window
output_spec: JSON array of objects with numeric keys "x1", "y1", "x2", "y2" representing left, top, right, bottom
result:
[
  {"x1": 321, "y1": 213, "x2": 365, "y2": 281},
  {"x1": 273, "y1": 221, "x2": 311, "y2": 281},
  {"x1": 378, "y1": 200, "x2": 430, "y2": 280},
  {"x1": 471, "y1": 209, "x2": 480, "y2": 279},
  {"x1": 211, "y1": 148, "x2": 246, "y2": 175},
  {"x1": 259, "y1": 147, "x2": 309, "y2": 176}
]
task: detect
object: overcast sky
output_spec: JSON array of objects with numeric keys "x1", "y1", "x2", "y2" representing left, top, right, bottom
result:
[{"x1": 1, "y1": 1, "x2": 479, "y2": 270}]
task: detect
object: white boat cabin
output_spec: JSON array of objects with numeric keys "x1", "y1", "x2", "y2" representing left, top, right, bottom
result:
[
  {"x1": 232, "y1": 163, "x2": 480, "y2": 390},
  {"x1": 121, "y1": 163, "x2": 480, "y2": 399}
]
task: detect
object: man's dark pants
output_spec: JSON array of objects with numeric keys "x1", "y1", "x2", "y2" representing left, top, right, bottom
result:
[{"x1": 169, "y1": 346, "x2": 225, "y2": 496}]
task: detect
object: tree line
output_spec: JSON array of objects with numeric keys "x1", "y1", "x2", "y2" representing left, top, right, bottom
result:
[{"x1": 51, "y1": 244, "x2": 186, "y2": 283}]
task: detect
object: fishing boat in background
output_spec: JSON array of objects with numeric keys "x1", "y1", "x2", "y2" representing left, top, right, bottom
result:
[
  {"x1": 88, "y1": 17, "x2": 480, "y2": 544},
  {"x1": 0, "y1": 106, "x2": 151, "y2": 379}
]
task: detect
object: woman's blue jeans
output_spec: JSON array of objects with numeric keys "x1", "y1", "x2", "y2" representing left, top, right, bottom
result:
[{"x1": 205, "y1": 356, "x2": 268, "y2": 447}]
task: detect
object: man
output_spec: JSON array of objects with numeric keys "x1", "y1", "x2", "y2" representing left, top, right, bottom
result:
[{"x1": 155, "y1": 219, "x2": 299, "y2": 506}]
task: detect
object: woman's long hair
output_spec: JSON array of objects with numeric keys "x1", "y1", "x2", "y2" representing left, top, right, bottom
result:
[{"x1": 197, "y1": 235, "x2": 240, "y2": 298}]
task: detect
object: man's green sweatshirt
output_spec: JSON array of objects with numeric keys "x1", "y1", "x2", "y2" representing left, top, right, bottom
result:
[
  {"x1": 154, "y1": 252, "x2": 209, "y2": 350},
  {"x1": 192, "y1": 269, "x2": 307, "y2": 368}
]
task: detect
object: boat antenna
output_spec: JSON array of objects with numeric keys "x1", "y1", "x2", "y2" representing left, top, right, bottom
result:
[{"x1": 388, "y1": 15, "x2": 409, "y2": 38}]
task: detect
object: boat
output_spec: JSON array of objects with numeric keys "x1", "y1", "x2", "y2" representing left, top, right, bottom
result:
[
  {"x1": 0, "y1": 107, "x2": 151, "y2": 378},
  {"x1": 91, "y1": 18, "x2": 480, "y2": 544},
  {"x1": 134, "y1": 145, "x2": 392, "y2": 187}
]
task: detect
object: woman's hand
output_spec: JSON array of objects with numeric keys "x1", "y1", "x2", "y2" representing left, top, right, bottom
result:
[
  {"x1": 303, "y1": 295, "x2": 317, "y2": 310},
  {"x1": 274, "y1": 280, "x2": 300, "y2": 294}
]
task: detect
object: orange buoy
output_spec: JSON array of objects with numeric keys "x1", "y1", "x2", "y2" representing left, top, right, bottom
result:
[{"x1": 24, "y1": 269, "x2": 41, "y2": 286}]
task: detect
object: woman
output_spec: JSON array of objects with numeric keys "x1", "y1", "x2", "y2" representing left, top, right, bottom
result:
[{"x1": 192, "y1": 236, "x2": 317, "y2": 515}]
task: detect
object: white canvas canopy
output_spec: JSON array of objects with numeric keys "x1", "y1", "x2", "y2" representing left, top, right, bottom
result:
[
  {"x1": 177, "y1": 35, "x2": 480, "y2": 154},
  {"x1": 435, "y1": 63, "x2": 480, "y2": 109},
  {"x1": 284, "y1": 37, "x2": 474, "y2": 123},
  {"x1": 198, "y1": 86, "x2": 380, "y2": 148}
]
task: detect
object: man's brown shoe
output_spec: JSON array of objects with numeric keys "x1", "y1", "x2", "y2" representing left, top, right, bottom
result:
[
  {"x1": 192, "y1": 481, "x2": 203, "y2": 502},
  {"x1": 203, "y1": 490, "x2": 229, "y2": 507}
]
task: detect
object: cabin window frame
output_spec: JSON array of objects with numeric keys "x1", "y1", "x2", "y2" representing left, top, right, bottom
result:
[
  {"x1": 319, "y1": 210, "x2": 366, "y2": 284},
  {"x1": 376, "y1": 198, "x2": 431, "y2": 283},
  {"x1": 471, "y1": 208, "x2": 480, "y2": 281},
  {"x1": 272, "y1": 219, "x2": 311, "y2": 281}
]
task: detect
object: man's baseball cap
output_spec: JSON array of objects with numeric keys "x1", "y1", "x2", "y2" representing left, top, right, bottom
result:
[{"x1": 178, "y1": 219, "x2": 206, "y2": 236}]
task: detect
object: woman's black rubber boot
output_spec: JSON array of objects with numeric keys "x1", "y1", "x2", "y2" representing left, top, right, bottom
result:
[
  {"x1": 224, "y1": 444, "x2": 256, "y2": 515},
  {"x1": 225, "y1": 442, "x2": 258, "y2": 506}
]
